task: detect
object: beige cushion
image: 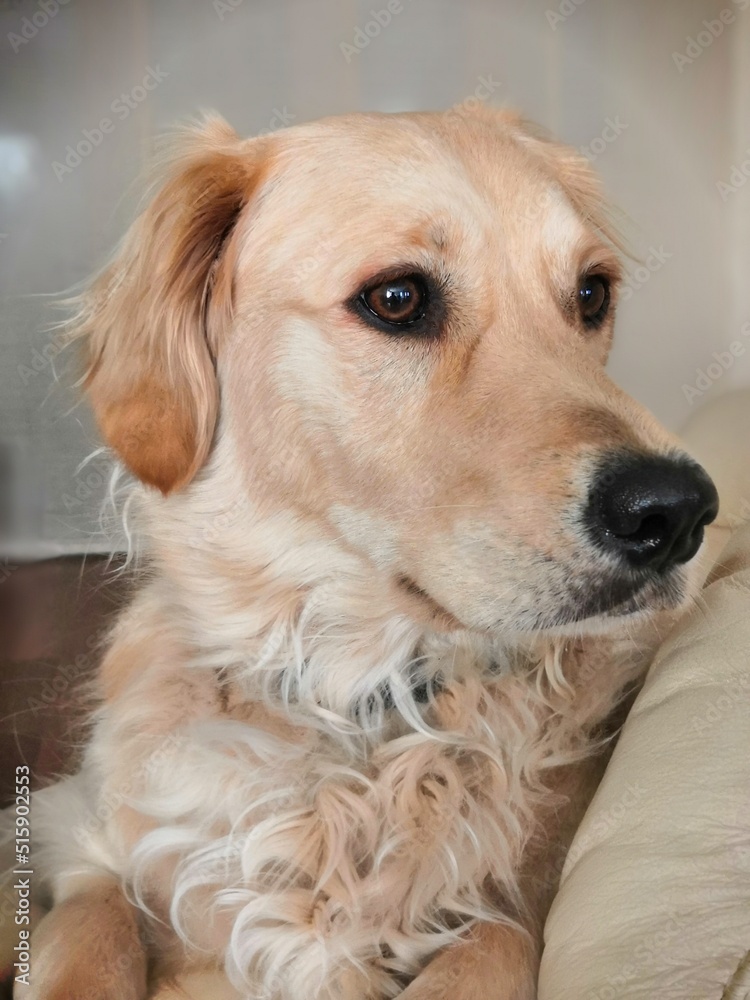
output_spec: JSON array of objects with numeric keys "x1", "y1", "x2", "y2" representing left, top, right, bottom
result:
[{"x1": 540, "y1": 390, "x2": 750, "y2": 1000}]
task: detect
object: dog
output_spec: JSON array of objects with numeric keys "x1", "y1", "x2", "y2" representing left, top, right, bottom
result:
[{"x1": 24, "y1": 107, "x2": 718, "y2": 1000}]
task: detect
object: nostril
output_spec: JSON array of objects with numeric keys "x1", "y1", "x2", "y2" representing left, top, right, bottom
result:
[
  {"x1": 586, "y1": 451, "x2": 719, "y2": 573},
  {"x1": 615, "y1": 511, "x2": 671, "y2": 548},
  {"x1": 673, "y1": 503, "x2": 718, "y2": 564},
  {"x1": 604, "y1": 505, "x2": 679, "y2": 569}
]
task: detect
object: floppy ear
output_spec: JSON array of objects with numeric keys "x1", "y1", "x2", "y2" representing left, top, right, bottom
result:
[{"x1": 74, "y1": 116, "x2": 266, "y2": 494}]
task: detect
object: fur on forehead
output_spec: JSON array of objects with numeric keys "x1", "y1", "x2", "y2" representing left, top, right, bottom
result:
[
  {"x1": 453, "y1": 107, "x2": 625, "y2": 258},
  {"x1": 233, "y1": 107, "x2": 623, "y2": 292}
]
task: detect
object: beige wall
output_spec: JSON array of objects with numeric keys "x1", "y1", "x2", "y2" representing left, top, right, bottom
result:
[{"x1": 1, "y1": 0, "x2": 748, "y2": 555}]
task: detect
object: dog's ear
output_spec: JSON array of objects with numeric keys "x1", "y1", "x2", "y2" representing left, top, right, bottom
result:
[{"x1": 73, "y1": 116, "x2": 267, "y2": 494}]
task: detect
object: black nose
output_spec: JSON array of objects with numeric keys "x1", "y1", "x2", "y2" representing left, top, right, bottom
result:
[{"x1": 586, "y1": 453, "x2": 719, "y2": 572}]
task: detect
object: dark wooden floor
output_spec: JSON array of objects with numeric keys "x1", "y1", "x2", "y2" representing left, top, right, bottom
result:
[
  {"x1": 0, "y1": 556, "x2": 130, "y2": 808},
  {"x1": 0, "y1": 557, "x2": 130, "y2": 995}
]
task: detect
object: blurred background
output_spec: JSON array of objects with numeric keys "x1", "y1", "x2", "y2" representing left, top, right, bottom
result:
[{"x1": 1, "y1": 0, "x2": 749, "y2": 558}]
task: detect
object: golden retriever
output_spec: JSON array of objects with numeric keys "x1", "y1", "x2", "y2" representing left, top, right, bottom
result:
[{"x1": 24, "y1": 107, "x2": 718, "y2": 1000}]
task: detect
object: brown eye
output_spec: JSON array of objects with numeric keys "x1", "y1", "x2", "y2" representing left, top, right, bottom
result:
[
  {"x1": 360, "y1": 274, "x2": 428, "y2": 328},
  {"x1": 578, "y1": 274, "x2": 610, "y2": 327}
]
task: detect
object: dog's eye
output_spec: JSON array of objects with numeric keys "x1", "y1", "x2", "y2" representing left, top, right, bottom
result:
[
  {"x1": 578, "y1": 274, "x2": 610, "y2": 327},
  {"x1": 359, "y1": 274, "x2": 428, "y2": 329}
]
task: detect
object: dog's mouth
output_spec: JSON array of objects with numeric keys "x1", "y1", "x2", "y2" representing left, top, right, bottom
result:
[
  {"x1": 546, "y1": 567, "x2": 686, "y2": 631},
  {"x1": 396, "y1": 565, "x2": 686, "y2": 636},
  {"x1": 396, "y1": 574, "x2": 466, "y2": 630}
]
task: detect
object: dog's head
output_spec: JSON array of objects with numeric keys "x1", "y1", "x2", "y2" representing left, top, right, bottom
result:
[{"x1": 76, "y1": 109, "x2": 717, "y2": 637}]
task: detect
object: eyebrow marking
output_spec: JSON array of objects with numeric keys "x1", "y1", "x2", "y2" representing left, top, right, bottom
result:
[{"x1": 559, "y1": 286, "x2": 578, "y2": 325}]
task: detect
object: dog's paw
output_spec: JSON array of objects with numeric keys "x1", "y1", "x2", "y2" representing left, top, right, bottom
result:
[
  {"x1": 397, "y1": 923, "x2": 537, "y2": 1000},
  {"x1": 17, "y1": 881, "x2": 148, "y2": 1000}
]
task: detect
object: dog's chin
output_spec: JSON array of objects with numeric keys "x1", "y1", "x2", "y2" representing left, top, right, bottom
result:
[{"x1": 397, "y1": 565, "x2": 693, "y2": 639}]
